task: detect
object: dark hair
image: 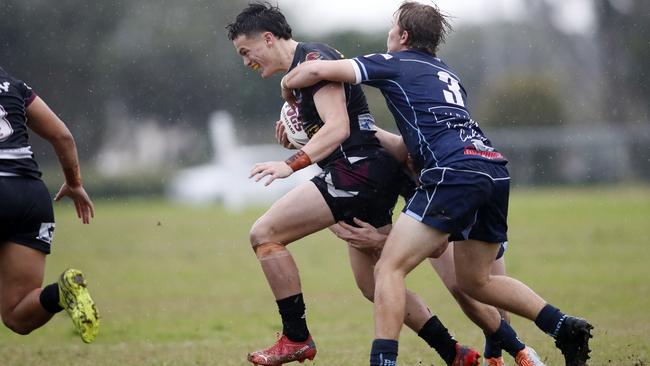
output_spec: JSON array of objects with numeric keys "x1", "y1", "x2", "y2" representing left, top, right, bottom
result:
[
  {"x1": 395, "y1": 1, "x2": 452, "y2": 56},
  {"x1": 226, "y1": 2, "x2": 292, "y2": 41}
]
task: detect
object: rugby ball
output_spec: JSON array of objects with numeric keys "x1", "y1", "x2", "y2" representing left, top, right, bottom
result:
[{"x1": 279, "y1": 102, "x2": 309, "y2": 148}]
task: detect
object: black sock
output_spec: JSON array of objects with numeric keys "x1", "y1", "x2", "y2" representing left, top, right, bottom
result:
[
  {"x1": 277, "y1": 293, "x2": 309, "y2": 342},
  {"x1": 417, "y1": 315, "x2": 458, "y2": 365},
  {"x1": 39, "y1": 283, "x2": 63, "y2": 313},
  {"x1": 488, "y1": 320, "x2": 525, "y2": 357},
  {"x1": 370, "y1": 339, "x2": 398, "y2": 366},
  {"x1": 483, "y1": 331, "x2": 503, "y2": 358},
  {"x1": 534, "y1": 304, "x2": 566, "y2": 338}
]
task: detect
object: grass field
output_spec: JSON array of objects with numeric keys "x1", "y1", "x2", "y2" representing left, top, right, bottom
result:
[{"x1": 1, "y1": 186, "x2": 649, "y2": 365}]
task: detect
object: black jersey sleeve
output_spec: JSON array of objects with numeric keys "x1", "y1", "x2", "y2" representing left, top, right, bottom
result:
[
  {"x1": 17, "y1": 81, "x2": 36, "y2": 107},
  {"x1": 300, "y1": 45, "x2": 343, "y2": 97}
]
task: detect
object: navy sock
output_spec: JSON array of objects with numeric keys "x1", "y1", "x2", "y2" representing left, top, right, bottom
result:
[
  {"x1": 417, "y1": 316, "x2": 457, "y2": 365},
  {"x1": 39, "y1": 283, "x2": 63, "y2": 313},
  {"x1": 370, "y1": 339, "x2": 398, "y2": 366},
  {"x1": 484, "y1": 331, "x2": 503, "y2": 358},
  {"x1": 277, "y1": 293, "x2": 309, "y2": 342},
  {"x1": 534, "y1": 304, "x2": 566, "y2": 338},
  {"x1": 488, "y1": 320, "x2": 525, "y2": 357}
]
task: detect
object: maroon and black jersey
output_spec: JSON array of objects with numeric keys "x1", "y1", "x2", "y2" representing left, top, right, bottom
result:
[
  {"x1": 0, "y1": 67, "x2": 41, "y2": 179},
  {"x1": 288, "y1": 42, "x2": 382, "y2": 167}
]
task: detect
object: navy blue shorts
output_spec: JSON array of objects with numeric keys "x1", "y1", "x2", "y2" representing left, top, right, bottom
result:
[
  {"x1": 404, "y1": 160, "x2": 510, "y2": 244},
  {"x1": 312, "y1": 148, "x2": 404, "y2": 228},
  {"x1": 0, "y1": 177, "x2": 55, "y2": 254}
]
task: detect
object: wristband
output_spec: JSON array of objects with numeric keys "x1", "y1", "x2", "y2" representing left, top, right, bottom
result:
[{"x1": 285, "y1": 150, "x2": 312, "y2": 172}]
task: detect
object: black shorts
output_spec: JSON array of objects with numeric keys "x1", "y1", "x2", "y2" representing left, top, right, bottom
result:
[
  {"x1": 0, "y1": 177, "x2": 55, "y2": 254},
  {"x1": 312, "y1": 149, "x2": 404, "y2": 228}
]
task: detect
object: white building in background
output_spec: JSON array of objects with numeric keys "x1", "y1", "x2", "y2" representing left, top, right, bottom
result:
[
  {"x1": 95, "y1": 102, "x2": 195, "y2": 177},
  {"x1": 166, "y1": 111, "x2": 320, "y2": 210}
]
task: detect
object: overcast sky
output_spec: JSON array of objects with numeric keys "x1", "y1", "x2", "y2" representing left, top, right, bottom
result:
[{"x1": 278, "y1": 0, "x2": 596, "y2": 35}]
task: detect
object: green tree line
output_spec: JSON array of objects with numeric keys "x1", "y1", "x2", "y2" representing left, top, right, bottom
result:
[{"x1": 2, "y1": 0, "x2": 647, "y2": 167}]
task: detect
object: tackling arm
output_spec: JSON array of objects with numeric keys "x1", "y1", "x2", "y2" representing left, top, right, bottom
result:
[
  {"x1": 282, "y1": 59, "x2": 357, "y2": 89},
  {"x1": 330, "y1": 218, "x2": 389, "y2": 253},
  {"x1": 374, "y1": 126, "x2": 407, "y2": 164}
]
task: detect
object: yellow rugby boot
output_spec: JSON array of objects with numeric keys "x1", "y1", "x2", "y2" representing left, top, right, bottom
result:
[{"x1": 58, "y1": 269, "x2": 100, "y2": 343}]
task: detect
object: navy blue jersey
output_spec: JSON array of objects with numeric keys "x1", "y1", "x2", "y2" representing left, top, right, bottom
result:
[
  {"x1": 0, "y1": 67, "x2": 41, "y2": 178},
  {"x1": 349, "y1": 50, "x2": 506, "y2": 171},
  {"x1": 288, "y1": 42, "x2": 382, "y2": 167}
]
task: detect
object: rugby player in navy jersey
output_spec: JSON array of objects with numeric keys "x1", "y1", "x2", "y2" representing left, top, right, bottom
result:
[
  {"x1": 227, "y1": 3, "x2": 482, "y2": 365},
  {"x1": 0, "y1": 66, "x2": 99, "y2": 343},
  {"x1": 330, "y1": 218, "x2": 525, "y2": 366},
  {"x1": 282, "y1": 2, "x2": 593, "y2": 366},
  {"x1": 327, "y1": 161, "x2": 541, "y2": 366}
]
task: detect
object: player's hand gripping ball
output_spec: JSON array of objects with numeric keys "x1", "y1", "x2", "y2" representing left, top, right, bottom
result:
[{"x1": 279, "y1": 102, "x2": 309, "y2": 149}]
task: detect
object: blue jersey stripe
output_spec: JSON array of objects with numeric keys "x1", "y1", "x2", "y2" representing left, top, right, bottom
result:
[{"x1": 354, "y1": 58, "x2": 369, "y2": 81}]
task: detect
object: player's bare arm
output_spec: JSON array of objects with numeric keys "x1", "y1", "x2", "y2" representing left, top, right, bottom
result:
[
  {"x1": 282, "y1": 59, "x2": 356, "y2": 98},
  {"x1": 300, "y1": 82, "x2": 350, "y2": 160},
  {"x1": 373, "y1": 127, "x2": 407, "y2": 164},
  {"x1": 26, "y1": 96, "x2": 94, "y2": 224},
  {"x1": 373, "y1": 128, "x2": 421, "y2": 180},
  {"x1": 250, "y1": 82, "x2": 350, "y2": 186}
]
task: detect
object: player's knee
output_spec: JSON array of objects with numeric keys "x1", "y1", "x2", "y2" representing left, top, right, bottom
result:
[
  {"x1": 2, "y1": 315, "x2": 33, "y2": 335},
  {"x1": 374, "y1": 258, "x2": 404, "y2": 282},
  {"x1": 249, "y1": 219, "x2": 279, "y2": 248},
  {"x1": 446, "y1": 282, "x2": 465, "y2": 301},
  {"x1": 456, "y1": 272, "x2": 489, "y2": 297},
  {"x1": 354, "y1": 280, "x2": 375, "y2": 302},
  {"x1": 360, "y1": 290, "x2": 375, "y2": 302},
  {"x1": 447, "y1": 285, "x2": 477, "y2": 313}
]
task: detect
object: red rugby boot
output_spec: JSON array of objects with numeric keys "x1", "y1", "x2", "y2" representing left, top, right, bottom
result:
[
  {"x1": 451, "y1": 343, "x2": 481, "y2": 366},
  {"x1": 248, "y1": 334, "x2": 317, "y2": 365}
]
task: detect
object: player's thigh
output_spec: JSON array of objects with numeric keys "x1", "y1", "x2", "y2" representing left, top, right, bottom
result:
[
  {"x1": 490, "y1": 256, "x2": 506, "y2": 276},
  {"x1": 378, "y1": 213, "x2": 449, "y2": 275},
  {"x1": 250, "y1": 181, "x2": 335, "y2": 245},
  {"x1": 435, "y1": 243, "x2": 505, "y2": 284},
  {"x1": 490, "y1": 256, "x2": 509, "y2": 319},
  {"x1": 347, "y1": 224, "x2": 392, "y2": 297},
  {"x1": 0, "y1": 242, "x2": 46, "y2": 315},
  {"x1": 453, "y1": 239, "x2": 501, "y2": 286},
  {"x1": 428, "y1": 242, "x2": 458, "y2": 289},
  {"x1": 347, "y1": 246, "x2": 378, "y2": 298}
]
